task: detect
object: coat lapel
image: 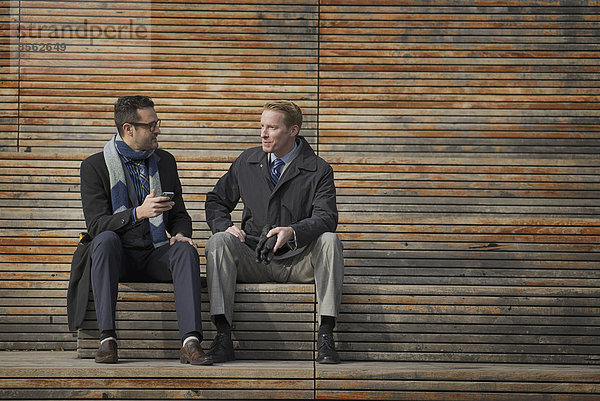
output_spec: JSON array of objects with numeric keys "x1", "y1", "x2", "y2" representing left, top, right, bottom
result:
[
  {"x1": 275, "y1": 138, "x2": 316, "y2": 190},
  {"x1": 247, "y1": 137, "x2": 318, "y2": 195}
]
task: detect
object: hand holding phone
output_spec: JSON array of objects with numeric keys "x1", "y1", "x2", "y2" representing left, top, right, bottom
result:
[{"x1": 160, "y1": 191, "x2": 174, "y2": 201}]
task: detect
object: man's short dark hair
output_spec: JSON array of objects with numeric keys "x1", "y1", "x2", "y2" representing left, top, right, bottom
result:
[{"x1": 114, "y1": 95, "x2": 155, "y2": 136}]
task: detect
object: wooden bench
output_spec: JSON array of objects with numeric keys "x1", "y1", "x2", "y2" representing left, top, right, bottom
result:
[
  {"x1": 1, "y1": 151, "x2": 599, "y2": 400},
  {"x1": 0, "y1": 152, "x2": 318, "y2": 359},
  {"x1": 328, "y1": 154, "x2": 600, "y2": 365}
]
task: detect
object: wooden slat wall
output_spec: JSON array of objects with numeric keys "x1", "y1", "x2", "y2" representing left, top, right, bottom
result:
[
  {"x1": 7, "y1": 0, "x2": 318, "y2": 155},
  {"x1": 0, "y1": 0, "x2": 18, "y2": 152},
  {"x1": 1, "y1": 1, "x2": 599, "y2": 365},
  {"x1": 319, "y1": 2, "x2": 600, "y2": 364},
  {"x1": 0, "y1": 154, "x2": 81, "y2": 351},
  {"x1": 318, "y1": 1, "x2": 599, "y2": 157},
  {"x1": 331, "y1": 157, "x2": 600, "y2": 363}
]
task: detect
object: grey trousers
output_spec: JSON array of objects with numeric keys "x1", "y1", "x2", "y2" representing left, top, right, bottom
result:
[
  {"x1": 205, "y1": 231, "x2": 344, "y2": 326},
  {"x1": 90, "y1": 231, "x2": 204, "y2": 341}
]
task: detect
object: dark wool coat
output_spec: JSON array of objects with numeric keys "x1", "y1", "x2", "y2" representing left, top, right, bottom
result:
[
  {"x1": 205, "y1": 136, "x2": 338, "y2": 259},
  {"x1": 67, "y1": 149, "x2": 191, "y2": 331}
]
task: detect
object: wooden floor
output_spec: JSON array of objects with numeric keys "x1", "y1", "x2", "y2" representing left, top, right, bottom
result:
[{"x1": 1, "y1": 352, "x2": 599, "y2": 400}]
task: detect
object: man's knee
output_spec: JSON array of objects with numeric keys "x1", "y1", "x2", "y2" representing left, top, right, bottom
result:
[
  {"x1": 312, "y1": 232, "x2": 344, "y2": 278},
  {"x1": 91, "y1": 231, "x2": 121, "y2": 255},
  {"x1": 170, "y1": 241, "x2": 200, "y2": 266},
  {"x1": 90, "y1": 232, "x2": 123, "y2": 280},
  {"x1": 205, "y1": 231, "x2": 237, "y2": 254},
  {"x1": 171, "y1": 240, "x2": 197, "y2": 256},
  {"x1": 317, "y1": 232, "x2": 343, "y2": 252}
]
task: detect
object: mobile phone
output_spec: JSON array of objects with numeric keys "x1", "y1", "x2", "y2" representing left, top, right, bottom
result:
[{"x1": 160, "y1": 191, "x2": 174, "y2": 201}]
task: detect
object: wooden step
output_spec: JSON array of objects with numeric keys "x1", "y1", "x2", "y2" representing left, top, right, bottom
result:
[{"x1": 2, "y1": 351, "x2": 599, "y2": 400}]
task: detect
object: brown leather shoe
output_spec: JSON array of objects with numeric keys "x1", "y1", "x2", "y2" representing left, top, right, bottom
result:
[
  {"x1": 180, "y1": 339, "x2": 213, "y2": 365},
  {"x1": 95, "y1": 338, "x2": 118, "y2": 364}
]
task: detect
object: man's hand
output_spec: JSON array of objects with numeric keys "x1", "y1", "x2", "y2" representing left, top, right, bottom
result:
[
  {"x1": 268, "y1": 226, "x2": 294, "y2": 253},
  {"x1": 170, "y1": 233, "x2": 195, "y2": 247},
  {"x1": 256, "y1": 225, "x2": 295, "y2": 264},
  {"x1": 226, "y1": 225, "x2": 246, "y2": 242},
  {"x1": 135, "y1": 189, "x2": 173, "y2": 220}
]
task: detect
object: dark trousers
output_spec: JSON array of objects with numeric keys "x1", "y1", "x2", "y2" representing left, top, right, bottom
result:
[{"x1": 90, "y1": 231, "x2": 203, "y2": 342}]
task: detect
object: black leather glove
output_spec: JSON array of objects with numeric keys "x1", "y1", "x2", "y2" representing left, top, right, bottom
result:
[
  {"x1": 255, "y1": 225, "x2": 270, "y2": 262},
  {"x1": 256, "y1": 224, "x2": 277, "y2": 264}
]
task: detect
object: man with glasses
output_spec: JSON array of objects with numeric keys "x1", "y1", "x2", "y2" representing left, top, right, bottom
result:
[{"x1": 67, "y1": 95, "x2": 212, "y2": 365}]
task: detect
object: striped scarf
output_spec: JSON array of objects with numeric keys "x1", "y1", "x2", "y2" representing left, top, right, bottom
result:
[{"x1": 103, "y1": 134, "x2": 168, "y2": 248}]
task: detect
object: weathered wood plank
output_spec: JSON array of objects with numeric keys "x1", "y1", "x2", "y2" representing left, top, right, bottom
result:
[{"x1": 1, "y1": 352, "x2": 598, "y2": 401}]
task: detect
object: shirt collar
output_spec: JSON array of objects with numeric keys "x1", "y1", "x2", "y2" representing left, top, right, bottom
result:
[{"x1": 270, "y1": 139, "x2": 298, "y2": 164}]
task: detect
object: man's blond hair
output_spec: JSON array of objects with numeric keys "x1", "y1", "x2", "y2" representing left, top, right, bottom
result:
[{"x1": 264, "y1": 100, "x2": 302, "y2": 130}]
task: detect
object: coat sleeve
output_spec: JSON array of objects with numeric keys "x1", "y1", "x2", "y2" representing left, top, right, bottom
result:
[
  {"x1": 290, "y1": 163, "x2": 338, "y2": 249},
  {"x1": 80, "y1": 156, "x2": 134, "y2": 237},
  {"x1": 205, "y1": 158, "x2": 241, "y2": 234}
]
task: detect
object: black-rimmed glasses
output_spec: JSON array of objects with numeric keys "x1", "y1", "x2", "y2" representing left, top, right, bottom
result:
[{"x1": 128, "y1": 119, "x2": 161, "y2": 131}]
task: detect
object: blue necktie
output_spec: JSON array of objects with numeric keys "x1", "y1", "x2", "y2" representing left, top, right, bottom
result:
[
  {"x1": 270, "y1": 158, "x2": 285, "y2": 184},
  {"x1": 136, "y1": 161, "x2": 150, "y2": 200}
]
